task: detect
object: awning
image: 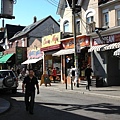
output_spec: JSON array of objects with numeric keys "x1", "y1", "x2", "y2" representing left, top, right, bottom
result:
[
  {"x1": 104, "y1": 42, "x2": 120, "y2": 50},
  {"x1": 52, "y1": 47, "x2": 85, "y2": 56},
  {"x1": 113, "y1": 48, "x2": 120, "y2": 56},
  {"x1": 88, "y1": 44, "x2": 107, "y2": 52},
  {"x1": 22, "y1": 57, "x2": 43, "y2": 64},
  {"x1": 0, "y1": 53, "x2": 14, "y2": 63}
]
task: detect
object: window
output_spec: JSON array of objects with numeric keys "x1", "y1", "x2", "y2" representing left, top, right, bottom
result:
[
  {"x1": 64, "y1": 20, "x2": 69, "y2": 32},
  {"x1": 76, "y1": 20, "x2": 80, "y2": 33},
  {"x1": 86, "y1": 16, "x2": 94, "y2": 23},
  {"x1": 117, "y1": 9, "x2": 120, "y2": 26},
  {"x1": 15, "y1": 41, "x2": 18, "y2": 47},
  {"x1": 9, "y1": 42, "x2": 12, "y2": 48},
  {"x1": 103, "y1": 12, "x2": 109, "y2": 26},
  {"x1": 22, "y1": 39, "x2": 25, "y2": 47}
]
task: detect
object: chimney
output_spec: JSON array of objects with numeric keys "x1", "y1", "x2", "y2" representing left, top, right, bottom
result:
[{"x1": 33, "y1": 16, "x2": 37, "y2": 23}]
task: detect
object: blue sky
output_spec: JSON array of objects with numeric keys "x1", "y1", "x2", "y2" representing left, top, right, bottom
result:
[{"x1": 0, "y1": 0, "x2": 60, "y2": 27}]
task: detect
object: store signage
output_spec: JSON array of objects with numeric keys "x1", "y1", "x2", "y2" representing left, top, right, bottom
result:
[
  {"x1": 28, "y1": 48, "x2": 43, "y2": 59},
  {"x1": 42, "y1": 32, "x2": 60, "y2": 48},
  {"x1": 93, "y1": 33, "x2": 120, "y2": 45},
  {"x1": 62, "y1": 36, "x2": 90, "y2": 49},
  {"x1": 16, "y1": 47, "x2": 27, "y2": 64}
]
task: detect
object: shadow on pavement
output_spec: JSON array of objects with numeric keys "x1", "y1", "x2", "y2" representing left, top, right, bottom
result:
[
  {"x1": 0, "y1": 94, "x2": 97, "y2": 120},
  {"x1": 39, "y1": 102, "x2": 120, "y2": 115}
]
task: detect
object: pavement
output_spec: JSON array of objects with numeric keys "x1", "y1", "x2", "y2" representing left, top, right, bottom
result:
[
  {"x1": 41, "y1": 81, "x2": 120, "y2": 100},
  {"x1": 0, "y1": 80, "x2": 120, "y2": 115}
]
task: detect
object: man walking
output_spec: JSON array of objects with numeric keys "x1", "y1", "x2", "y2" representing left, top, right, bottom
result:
[
  {"x1": 85, "y1": 64, "x2": 93, "y2": 91},
  {"x1": 22, "y1": 69, "x2": 39, "y2": 114}
]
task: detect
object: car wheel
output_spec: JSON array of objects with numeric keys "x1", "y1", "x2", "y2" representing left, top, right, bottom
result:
[
  {"x1": 12, "y1": 88, "x2": 17, "y2": 94},
  {"x1": 3, "y1": 76, "x2": 14, "y2": 87}
]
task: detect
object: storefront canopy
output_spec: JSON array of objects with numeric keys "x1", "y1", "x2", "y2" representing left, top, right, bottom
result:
[
  {"x1": 52, "y1": 47, "x2": 85, "y2": 56},
  {"x1": 114, "y1": 48, "x2": 120, "y2": 56},
  {"x1": 88, "y1": 44, "x2": 107, "y2": 52},
  {"x1": 0, "y1": 53, "x2": 14, "y2": 63},
  {"x1": 104, "y1": 42, "x2": 120, "y2": 50},
  {"x1": 21, "y1": 57, "x2": 43, "y2": 64}
]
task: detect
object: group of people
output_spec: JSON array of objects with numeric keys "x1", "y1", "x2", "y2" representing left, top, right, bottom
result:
[
  {"x1": 21, "y1": 65, "x2": 93, "y2": 115},
  {"x1": 71, "y1": 64, "x2": 93, "y2": 91}
]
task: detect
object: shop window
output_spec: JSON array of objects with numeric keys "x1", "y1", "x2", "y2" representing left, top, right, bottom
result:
[{"x1": 64, "y1": 20, "x2": 69, "y2": 32}]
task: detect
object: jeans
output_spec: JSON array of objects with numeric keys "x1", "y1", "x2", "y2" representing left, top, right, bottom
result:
[
  {"x1": 53, "y1": 76, "x2": 56, "y2": 83},
  {"x1": 25, "y1": 91, "x2": 35, "y2": 112},
  {"x1": 86, "y1": 76, "x2": 91, "y2": 90}
]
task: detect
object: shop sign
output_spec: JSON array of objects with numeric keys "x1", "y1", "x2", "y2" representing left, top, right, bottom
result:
[
  {"x1": 93, "y1": 33, "x2": 120, "y2": 45},
  {"x1": 62, "y1": 36, "x2": 90, "y2": 49},
  {"x1": 28, "y1": 48, "x2": 43, "y2": 59},
  {"x1": 42, "y1": 32, "x2": 60, "y2": 48},
  {"x1": 16, "y1": 47, "x2": 27, "y2": 64}
]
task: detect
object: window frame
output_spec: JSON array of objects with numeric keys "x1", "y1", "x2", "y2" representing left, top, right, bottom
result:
[
  {"x1": 86, "y1": 16, "x2": 94, "y2": 24},
  {"x1": 116, "y1": 9, "x2": 120, "y2": 26},
  {"x1": 76, "y1": 20, "x2": 80, "y2": 33},
  {"x1": 102, "y1": 9, "x2": 109, "y2": 27},
  {"x1": 63, "y1": 20, "x2": 69, "y2": 32}
]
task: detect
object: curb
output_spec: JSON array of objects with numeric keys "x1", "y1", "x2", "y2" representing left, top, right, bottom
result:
[{"x1": 0, "y1": 98, "x2": 11, "y2": 115}]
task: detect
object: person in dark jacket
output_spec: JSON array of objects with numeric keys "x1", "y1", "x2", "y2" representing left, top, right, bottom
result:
[
  {"x1": 22, "y1": 69, "x2": 39, "y2": 114},
  {"x1": 85, "y1": 64, "x2": 93, "y2": 91}
]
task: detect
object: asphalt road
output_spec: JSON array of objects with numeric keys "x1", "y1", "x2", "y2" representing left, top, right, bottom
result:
[{"x1": 0, "y1": 83, "x2": 120, "y2": 120}]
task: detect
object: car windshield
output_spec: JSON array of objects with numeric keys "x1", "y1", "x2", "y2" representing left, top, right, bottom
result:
[{"x1": 0, "y1": 71, "x2": 15, "y2": 78}]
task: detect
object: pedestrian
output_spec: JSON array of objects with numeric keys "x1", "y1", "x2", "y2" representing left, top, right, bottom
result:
[
  {"x1": 85, "y1": 64, "x2": 93, "y2": 91},
  {"x1": 17, "y1": 68, "x2": 20, "y2": 76},
  {"x1": 70, "y1": 66, "x2": 75, "y2": 86},
  {"x1": 22, "y1": 69, "x2": 39, "y2": 115},
  {"x1": 52, "y1": 68, "x2": 57, "y2": 83},
  {"x1": 40, "y1": 71, "x2": 51, "y2": 87}
]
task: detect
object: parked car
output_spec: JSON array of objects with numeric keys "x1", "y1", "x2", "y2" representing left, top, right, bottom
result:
[{"x1": 0, "y1": 70, "x2": 18, "y2": 93}]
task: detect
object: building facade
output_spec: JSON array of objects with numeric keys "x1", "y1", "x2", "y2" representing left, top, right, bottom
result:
[{"x1": 57, "y1": 0, "x2": 120, "y2": 86}]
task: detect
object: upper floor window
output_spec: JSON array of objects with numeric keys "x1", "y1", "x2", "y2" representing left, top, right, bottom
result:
[
  {"x1": 15, "y1": 40, "x2": 18, "y2": 47},
  {"x1": 102, "y1": 9, "x2": 109, "y2": 26},
  {"x1": 86, "y1": 16, "x2": 94, "y2": 24},
  {"x1": 76, "y1": 20, "x2": 80, "y2": 33},
  {"x1": 9, "y1": 42, "x2": 12, "y2": 48},
  {"x1": 64, "y1": 20, "x2": 69, "y2": 32},
  {"x1": 116, "y1": 9, "x2": 120, "y2": 26}
]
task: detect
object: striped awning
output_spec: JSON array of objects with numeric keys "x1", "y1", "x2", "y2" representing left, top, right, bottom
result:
[
  {"x1": 88, "y1": 44, "x2": 107, "y2": 52},
  {"x1": 104, "y1": 42, "x2": 120, "y2": 50},
  {"x1": 113, "y1": 48, "x2": 120, "y2": 56}
]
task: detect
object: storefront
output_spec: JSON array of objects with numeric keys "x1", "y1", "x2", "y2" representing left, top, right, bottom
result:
[
  {"x1": 22, "y1": 47, "x2": 43, "y2": 78},
  {"x1": 89, "y1": 32, "x2": 120, "y2": 86},
  {"x1": 41, "y1": 32, "x2": 61, "y2": 80},
  {"x1": 0, "y1": 53, "x2": 15, "y2": 69},
  {"x1": 53, "y1": 35, "x2": 90, "y2": 83}
]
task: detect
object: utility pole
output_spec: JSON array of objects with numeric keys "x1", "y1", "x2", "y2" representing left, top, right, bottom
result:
[{"x1": 72, "y1": 0, "x2": 79, "y2": 87}]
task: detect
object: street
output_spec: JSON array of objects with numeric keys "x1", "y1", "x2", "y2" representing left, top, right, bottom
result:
[{"x1": 0, "y1": 82, "x2": 120, "y2": 120}]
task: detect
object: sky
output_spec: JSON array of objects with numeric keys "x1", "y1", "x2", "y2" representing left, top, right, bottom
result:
[{"x1": 0, "y1": 0, "x2": 60, "y2": 27}]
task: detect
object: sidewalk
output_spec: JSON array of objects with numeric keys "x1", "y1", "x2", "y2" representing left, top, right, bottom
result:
[
  {"x1": 0, "y1": 98, "x2": 10, "y2": 115},
  {"x1": 44, "y1": 82, "x2": 120, "y2": 99}
]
